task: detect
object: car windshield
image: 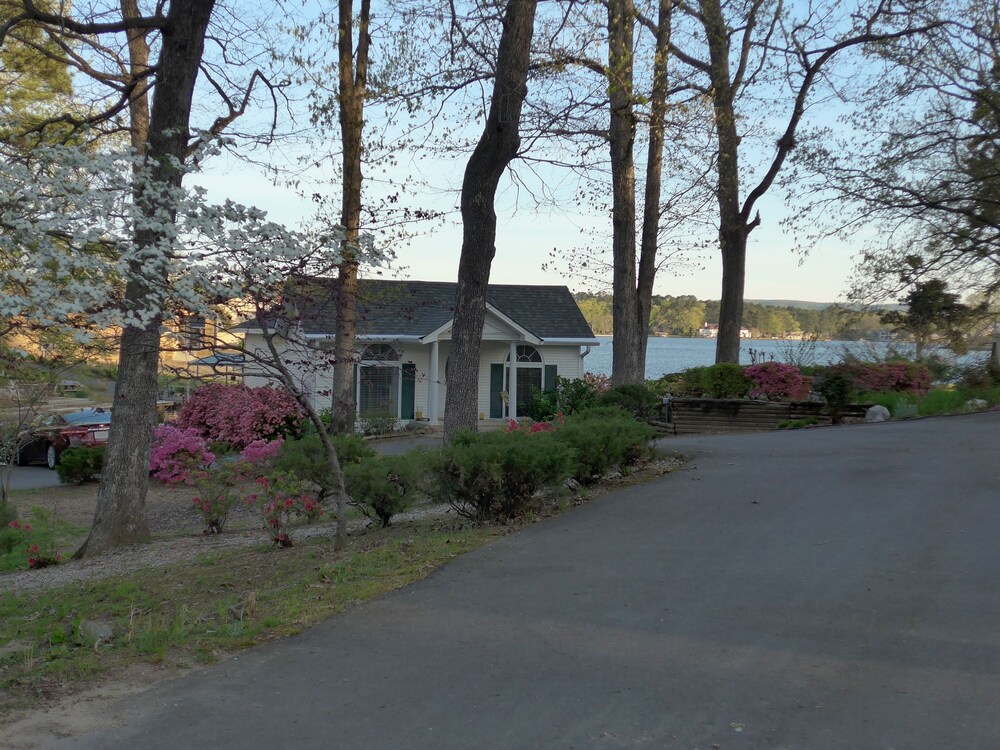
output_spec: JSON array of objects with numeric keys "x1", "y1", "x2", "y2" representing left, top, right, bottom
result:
[
  {"x1": 64, "y1": 411, "x2": 111, "y2": 426},
  {"x1": 31, "y1": 413, "x2": 65, "y2": 428}
]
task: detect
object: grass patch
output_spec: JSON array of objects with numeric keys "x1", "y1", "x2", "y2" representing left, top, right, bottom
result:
[
  {"x1": 857, "y1": 386, "x2": 1000, "y2": 418},
  {"x1": 0, "y1": 506, "x2": 87, "y2": 573},
  {"x1": 917, "y1": 388, "x2": 967, "y2": 416},
  {"x1": 0, "y1": 520, "x2": 498, "y2": 714}
]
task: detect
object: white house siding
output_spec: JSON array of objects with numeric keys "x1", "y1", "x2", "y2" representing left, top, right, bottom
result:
[
  {"x1": 480, "y1": 315, "x2": 521, "y2": 340},
  {"x1": 475, "y1": 342, "x2": 588, "y2": 421},
  {"x1": 542, "y1": 346, "x2": 587, "y2": 380},
  {"x1": 240, "y1": 334, "x2": 592, "y2": 424}
]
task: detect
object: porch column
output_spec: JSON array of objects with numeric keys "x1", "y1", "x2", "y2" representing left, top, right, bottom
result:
[
  {"x1": 508, "y1": 340, "x2": 518, "y2": 420},
  {"x1": 428, "y1": 340, "x2": 439, "y2": 422}
]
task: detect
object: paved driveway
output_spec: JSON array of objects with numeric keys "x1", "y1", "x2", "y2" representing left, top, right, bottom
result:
[
  {"x1": 26, "y1": 413, "x2": 1000, "y2": 749},
  {"x1": 0, "y1": 465, "x2": 61, "y2": 491}
]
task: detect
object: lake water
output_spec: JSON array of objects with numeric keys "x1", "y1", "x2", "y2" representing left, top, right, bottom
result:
[{"x1": 584, "y1": 337, "x2": 911, "y2": 379}]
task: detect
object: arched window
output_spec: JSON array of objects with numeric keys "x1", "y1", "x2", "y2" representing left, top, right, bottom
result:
[
  {"x1": 505, "y1": 345, "x2": 542, "y2": 364},
  {"x1": 361, "y1": 344, "x2": 401, "y2": 362},
  {"x1": 504, "y1": 345, "x2": 543, "y2": 415}
]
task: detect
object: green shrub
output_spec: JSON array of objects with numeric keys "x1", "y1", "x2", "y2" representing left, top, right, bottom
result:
[
  {"x1": 698, "y1": 363, "x2": 752, "y2": 399},
  {"x1": 596, "y1": 383, "x2": 661, "y2": 419},
  {"x1": 55, "y1": 446, "x2": 105, "y2": 485},
  {"x1": 554, "y1": 411, "x2": 655, "y2": 483},
  {"x1": 816, "y1": 369, "x2": 856, "y2": 423},
  {"x1": 648, "y1": 373, "x2": 687, "y2": 397},
  {"x1": 207, "y1": 440, "x2": 234, "y2": 457},
  {"x1": 345, "y1": 453, "x2": 428, "y2": 527},
  {"x1": 433, "y1": 431, "x2": 575, "y2": 523},
  {"x1": 958, "y1": 384, "x2": 1000, "y2": 407},
  {"x1": 917, "y1": 388, "x2": 968, "y2": 416},
  {"x1": 523, "y1": 376, "x2": 601, "y2": 421},
  {"x1": 274, "y1": 433, "x2": 376, "y2": 503},
  {"x1": 957, "y1": 361, "x2": 1000, "y2": 389},
  {"x1": 678, "y1": 367, "x2": 708, "y2": 396},
  {"x1": 357, "y1": 411, "x2": 397, "y2": 436},
  {"x1": 860, "y1": 391, "x2": 914, "y2": 417}
]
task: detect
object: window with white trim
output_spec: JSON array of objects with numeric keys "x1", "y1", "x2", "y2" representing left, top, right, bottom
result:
[
  {"x1": 504, "y1": 345, "x2": 543, "y2": 415},
  {"x1": 358, "y1": 344, "x2": 402, "y2": 417}
]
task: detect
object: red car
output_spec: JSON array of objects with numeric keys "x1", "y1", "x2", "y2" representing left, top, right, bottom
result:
[{"x1": 15, "y1": 409, "x2": 112, "y2": 469}]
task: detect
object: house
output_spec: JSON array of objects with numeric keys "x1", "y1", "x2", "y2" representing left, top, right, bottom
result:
[
  {"x1": 697, "y1": 322, "x2": 753, "y2": 339},
  {"x1": 239, "y1": 279, "x2": 600, "y2": 425},
  {"x1": 160, "y1": 312, "x2": 243, "y2": 379}
]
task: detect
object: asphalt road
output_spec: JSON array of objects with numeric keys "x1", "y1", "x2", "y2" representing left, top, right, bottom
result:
[
  {"x1": 31, "y1": 412, "x2": 1000, "y2": 749},
  {"x1": 0, "y1": 464, "x2": 61, "y2": 491}
]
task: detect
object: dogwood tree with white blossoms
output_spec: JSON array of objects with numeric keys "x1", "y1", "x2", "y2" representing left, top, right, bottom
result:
[
  {"x1": 1, "y1": 137, "x2": 385, "y2": 556},
  {"x1": 0, "y1": 139, "x2": 381, "y2": 335}
]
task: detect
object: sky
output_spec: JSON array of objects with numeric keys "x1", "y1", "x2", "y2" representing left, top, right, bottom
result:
[
  {"x1": 194, "y1": 148, "x2": 862, "y2": 305},
  {"x1": 189, "y1": 0, "x2": 873, "y2": 307}
]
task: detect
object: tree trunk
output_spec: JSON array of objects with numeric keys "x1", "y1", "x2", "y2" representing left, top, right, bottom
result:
[
  {"x1": 716, "y1": 228, "x2": 747, "y2": 363},
  {"x1": 119, "y1": 0, "x2": 150, "y2": 153},
  {"x1": 258, "y1": 326, "x2": 351, "y2": 552},
  {"x1": 76, "y1": 0, "x2": 217, "y2": 558},
  {"x1": 329, "y1": 0, "x2": 371, "y2": 435},
  {"x1": 443, "y1": 0, "x2": 538, "y2": 439},
  {"x1": 699, "y1": 0, "x2": 745, "y2": 364},
  {"x1": 635, "y1": 0, "x2": 673, "y2": 376},
  {"x1": 607, "y1": 0, "x2": 643, "y2": 386}
]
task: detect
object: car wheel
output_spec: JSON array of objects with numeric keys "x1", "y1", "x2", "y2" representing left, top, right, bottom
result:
[{"x1": 46, "y1": 444, "x2": 59, "y2": 470}]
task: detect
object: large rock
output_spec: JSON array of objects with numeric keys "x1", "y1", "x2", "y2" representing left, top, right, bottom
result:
[
  {"x1": 865, "y1": 405, "x2": 891, "y2": 423},
  {"x1": 78, "y1": 619, "x2": 115, "y2": 649}
]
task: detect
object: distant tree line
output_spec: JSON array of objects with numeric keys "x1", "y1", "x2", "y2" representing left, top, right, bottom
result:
[{"x1": 575, "y1": 293, "x2": 888, "y2": 340}]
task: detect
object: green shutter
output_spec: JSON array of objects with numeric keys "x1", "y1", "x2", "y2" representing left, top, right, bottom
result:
[
  {"x1": 401, "y1": 363, "x2": 416, "y2": 420},
  {"x1": 490, "y1": 363, "x2": 504, "y2": 418},
  {"x1": 544, "y1": 365, "x2": 557, "y2": 392}
]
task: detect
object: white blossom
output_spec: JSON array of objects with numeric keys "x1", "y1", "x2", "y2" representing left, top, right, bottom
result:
[{"x1": 0, "y1": 139, "x2": 385, "y2": 337}]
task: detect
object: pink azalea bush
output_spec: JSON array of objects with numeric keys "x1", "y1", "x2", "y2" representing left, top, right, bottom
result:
[
  {"x1": 505, "y1": 414, "x2": 563, "y2": 433},
  {"x1": 240, "y1": 438, "x2": 284, "y2": 464},
  {"x1": 849, "y1": 362, "x2": 931, "y2": 394},
  {"x1": 189, "y1": 463, "x2": 250, "y2": 534},
  {"x1": 244, "y1": 472, "x2": 322, "y2": 547},
  {"x1": 176, "y1": 384, "x2": 305, "y2": 449},
  {"x1": 743, "y1": 362, "x2": 804, "y2": 401},
  {"x1": 183, "y1": 439, "x2": 286, "y2": 534},
  {"x1": 150, "y1": 425, "x2": 215, "y2": 484}
]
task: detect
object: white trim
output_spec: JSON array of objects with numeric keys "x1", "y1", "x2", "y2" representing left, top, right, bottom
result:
[
  {"x1": 420, "y1": 304, "x2": 541, "y2": 344},
  {"x1": 420, "y1": 319, "x2": 453, "y2": 343},
  {"x1": 541, "y1": 337, "x2": 601, "y2": 345},
  {"x1": 356, "y1": 359, "x2": 403, "y2": 420},
  {"x1": 504, "y1": 344, "x2": 545, "y2": 420},
  {"x1": 486, "y1": 303, "x2": 541, "y2": 344},
  {"x1": 305, "y1": 333, "x2": 423, "y2": 342},
  {"x1": 428, "y1": 340, "x2": 439, "y2": 422}
]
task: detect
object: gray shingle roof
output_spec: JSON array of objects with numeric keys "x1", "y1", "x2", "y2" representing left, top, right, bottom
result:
[{"x1": 280, "y1": 279, "x2": 595, "y2": 340}]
